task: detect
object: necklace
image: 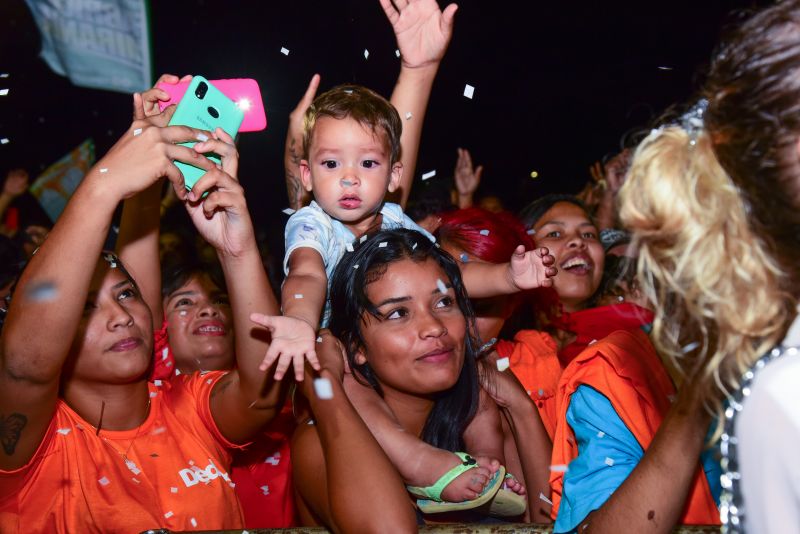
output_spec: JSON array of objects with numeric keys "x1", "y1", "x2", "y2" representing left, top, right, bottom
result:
[{"x1": 95, "y1": 397, "x2": 152, "y2": 471}]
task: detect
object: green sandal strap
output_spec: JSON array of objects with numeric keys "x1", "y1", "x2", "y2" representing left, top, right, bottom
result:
[{"x1": 406, "y1": 452, "x2": 477, "y2": 502}]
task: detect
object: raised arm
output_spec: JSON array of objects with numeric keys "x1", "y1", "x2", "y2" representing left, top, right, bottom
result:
[
  {"x1": 382, "y1": 0, "x2": 457, "y2": 208},
  {"x1": 0, "y1": 102, "x2": 209, "y2": 470},
  {"x1": 460, "y1": 245, "x2": 556, "y2": 298},
  {"x1": 285, "y1": 74, "x2": 320, "y2": 210},
  {"x1": 178, "y1": 130, "x2": 284, "y2": 443},
  {"x1": 292, "y1": 332, "x2": 417, "y2": 532}
]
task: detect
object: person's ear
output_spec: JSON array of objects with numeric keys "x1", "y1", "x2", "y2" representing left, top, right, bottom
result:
[
  {"x1": 354, "y1": 347, "x2": 368, "y2": 366},
  {"x1": 387, "y1": 162, "x2": 403, "y2": 193},
  {"x1": 300, "y1": 160, "x2": 314, "y2": 192}
]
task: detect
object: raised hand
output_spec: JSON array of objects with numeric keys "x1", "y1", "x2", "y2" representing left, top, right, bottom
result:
[
  {"x1": 507, "y1": 245, "x2": 557, "y2": 290},
  {"x1": 454, "y1": 147, "x2": 482, "y2": 207},
  {"x1": 380, "y1": 0, "x2": 458, "y2": 69},
  {"x1": 249, "y1": 313, "x2": 321, "y2": 381},
  {"x1": 138, "y1": 73, "x2": 193, "y2": 118},
  {"x1": 286, "y1": 74, "x2": 321, "y2": 210}
]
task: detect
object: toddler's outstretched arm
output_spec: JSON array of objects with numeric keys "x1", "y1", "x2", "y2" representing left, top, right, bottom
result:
[{"x1": 460, "y1": 246, "x2": 557, "y2": 298}]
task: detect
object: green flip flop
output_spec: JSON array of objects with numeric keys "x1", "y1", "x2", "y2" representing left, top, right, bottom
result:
[
  {"x1": 407, "y1": 452, "x2": 506, "y2": 514},
  {"x1": 487, "y1": 474, "x2": 527, "y2": 517}
]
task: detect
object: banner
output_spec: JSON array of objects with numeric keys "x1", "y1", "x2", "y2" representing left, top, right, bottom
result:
[
  {"x1": 30, "y1": 138, "x2": 96, "y2": 223},
  {"x1": 25, "y1": 0, "x2": 152, "y2": 93}
]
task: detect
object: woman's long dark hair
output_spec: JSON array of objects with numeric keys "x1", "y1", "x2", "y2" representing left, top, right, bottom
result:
[{"x1": 328, "y1": 229, "x2": 480, "y2": 452}]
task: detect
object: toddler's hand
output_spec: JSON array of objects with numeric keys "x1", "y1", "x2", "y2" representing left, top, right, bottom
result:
[
  {"x1": 507, "y1": 245, "x2": 557, "y2": 290},
  {"x1": 249, "y1": 313, "x2": 321, "y2": 381}
]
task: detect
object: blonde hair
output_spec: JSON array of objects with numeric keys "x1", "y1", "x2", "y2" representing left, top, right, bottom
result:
[{"x1": 619, "y1": 126, "x2": 793, "y2": 430}]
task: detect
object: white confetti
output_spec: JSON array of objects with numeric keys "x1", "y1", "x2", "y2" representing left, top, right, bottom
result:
[
  {"x1": 496, "y1": 357, "x2": 510, "y2": 372},
  {"x1": 132, "y1": 477, "x2": 141, "y2": 484},
  {"x1": 657, "y1": 66, "x2": 674, "y2": 71},
  {"x1": 261, "y1": 485, "x2": 270, "y2": 495},
  {"x1": 174, "y1": 367, "x2": 180, "y2": 374},
  {"x1": 479, "y1": 229, "x2": 490, "y2": 236},
  {"x1": 539, "y1": 492, "x2": 553, "y2": 506},
  {"x1": 459, "y1": 253, "x2": 469, "y2": 263},
  {"x1": 341, "y1": 179, "x2": 354, "y2": 186},
  {"x1": 265, "y1": 452, "x2": 281, "y2": 465},
  {"x1": 316, "y1": 336, "x2": 323, "y2": 343},
  {"x1": 527, "y1": 228, "x2": 536, "y2": 235},
  {"x1": 98, "y1": 476, "x2": 110, "y2": 486},
  {"x1": 154, "y1": 380, "x2": 162, "y2": 386},
  {"x1": 99, "y1": 168, "x2": 108, "y2": 173},
  {"x1": 378, "y1": 241, "x2": 388, "y2": 248},
  {"x1": 345, "y1": 242, "x2": 354, "y2": 252},
  {"x1": 364, "y1": 49, "x2": 370, "y2": 59},
  {"x1": 125, "y1": 459, "x2": 142, "y2": 475},
  {"x1": 549, "y1": 464, "x2": 569, "y2": 472},
  {"x1": 436, "y1": 278, "x2": 447, "y2": 294},
  {"x1": 170, "y1": 486, "x2": 178, "y2": 493},
  {"x1": 164, "y1": 511, "x2": 174, "y2": 519},
  {"x1": 395, "y1": 49, "x2": 400, "y2": 58},
  {"x1": 405, "y1": 111, "x2": 413, "y2": 120},
  {"x1": 588, "y1": 339, "x2": 598, "y2": 346},
  {"x1": 0, "y1": 74, "x2": 8, "y2": 78},
  {"x1": 281, "y1": 47, "x2": 290, "y2": 55},
  {"x1": 162, "y1": 348, "x2": 169, "y2": 361},
  {"x1": 353, "y1": 264, "x2": 359, "y2": 270},
  {"x1": 604, "y1": 457, "x2": 615, "y2": 466},
  {"x1": 421, "y1": 169, "x2": 436, "y2": 180},
  {"x1": 0, "y1": 138, "x2": 8, "y2": 145},
  {"x1": 314, "y1": 377, "x2": 334, "y2": 399},
  {"x1": 207, "y1": 378, "x2": 213, "y2": 384},
  {"x1": 294, "y1": 293, "x2": 304, "y2": 299},
  {"x1": 412, "y1": 242, "x2": 418, "y2": 250},
  {"x1": 26, "y1": 281, "x2": 58, "y2": 302},
  {"x1": 196, "y1": 133, "x2": 209, "y2": 142},
  {"x1": 0, "y1": 89, "x2": 8, "y2": 96},
  {"x1": 133, "y1": 128, "x2": 142, "y2": 136},
  {"x1": 282, "y1": 208, "x2": 296, "y2": 215},
  {"x1": 152, "y1": 426, "x2": 166, "y2": 435},
  {"x1": 538, "y1": 388, "x2": 544, "y2": 396},
  {"x1": 190, "y1": 517, "x2": 198, "y2": 527},
  {"x1": 463, "y1": 84, "x2": 475, "y2": 99},
  {"x1": 681, "y1": 341, "x2": 700, "y2": 354},
  {"x1": 597, "y1": 431, "x2": 605, "y2": 438},
  {"x1": 150, "y1": 391, "x2": 158, "y2": 398},
  {"x1": 360, "y1": 235, "x2": 367, "y2": 243},
  {"x1": 56, "y1": 428, "x2": 71, "y2": 435}
]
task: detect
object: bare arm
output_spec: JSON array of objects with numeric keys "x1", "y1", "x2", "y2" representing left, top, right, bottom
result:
[
  {"x1": 285, "y1": 75, "x2": 320, "y2": 210},
  {"x1": 292, "y1": 333, "x2": 417, "y2": 532},
  {"x1": 460, "y1": 246, "x2": 556, "y2": 298},
  {"x1": 382, "y1": 0, "x2": 457, "y2": 209},
  {"x1": 0, "y1": 103, "x2": 209, "y2": 470},
  {"x1": 453, "y1": 148, "x2": 482, "y2": 209}
]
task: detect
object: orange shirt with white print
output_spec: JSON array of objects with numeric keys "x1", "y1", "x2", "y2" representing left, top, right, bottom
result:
[{"x1": 0, "y1": 371, "x2": 246, "y2": 534}]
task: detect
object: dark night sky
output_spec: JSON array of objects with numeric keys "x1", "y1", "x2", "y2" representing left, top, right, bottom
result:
[{"x1": 0, "y1": 0, "x2": 766, "y2": 244}]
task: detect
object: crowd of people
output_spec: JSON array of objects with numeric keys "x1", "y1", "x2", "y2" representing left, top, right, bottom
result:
[{"x1": 2, "y1": 0, "x2": 800, "y2": 532}]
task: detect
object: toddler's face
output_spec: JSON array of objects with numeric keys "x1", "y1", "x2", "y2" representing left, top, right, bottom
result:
[{"x1": 301, "y1": 116, "x2": 401, "y2": 234}]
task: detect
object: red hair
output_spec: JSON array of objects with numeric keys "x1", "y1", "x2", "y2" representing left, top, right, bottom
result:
[{"x1": 437, "y1": 208, "x2": 534, "y2": 263}]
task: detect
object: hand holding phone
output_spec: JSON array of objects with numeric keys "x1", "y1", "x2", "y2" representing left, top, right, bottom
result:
[{"x1": 167, "y1": 76, "x2": 244, "y2": 190}]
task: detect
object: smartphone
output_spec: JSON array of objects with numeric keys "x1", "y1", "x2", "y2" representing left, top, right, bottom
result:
[
  {"x1": 158, "y1": 78, "x2": 266, "y2": 132},
  {"x1": 167, "y1": 76, "x2": 245, "y2": 190}
]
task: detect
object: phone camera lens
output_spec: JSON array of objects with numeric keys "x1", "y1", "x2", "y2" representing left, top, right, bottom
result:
[
  {"x1": 207, "y1": 106, "x2": 220, "y2": 119},
  {"x1": 195, "y1": 81, "x2": 208, "y2": 99}
]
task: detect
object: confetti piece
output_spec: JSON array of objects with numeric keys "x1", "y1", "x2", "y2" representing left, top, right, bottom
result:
[
  {"x1": 314, "y1": 377, "x2": 334, "y2": 399},
  {"x1": 395, "y1": 49, "x2": 401, "y2": 58},
  {"x1": 98, "y1": 476, "x2": 110, "y2": 486},
  {"x1": 132, "y1": 477, "x2": 141, "y2": 484},
  {"x1": 261, "y1": 485, "x2": 270, "y2": 495},
  {"x1": 597, "y1": 431, "x2": 605, "y2": 438},
  {"x1": 436, "y1": 278, "x2": 447, "y2": 294},
  {"x1": 344, "y1": 89, "x2": 353, "y2": 94},
  {"x1": 604, "y1": 457, "x2": 615, "y2": 466},
  {"x1": 171, "y1": 487, "x2": 178, "y2": 493},
  {"x1": 164, "y1": 511, "x2": 174, "y2": 519},
  {"x1": 57, "y1": 428, "x2": 71, "y2": 435},
  {"x1": 539, "y1": 492, "x2": 553, "y2": 506},
  {"x1": 342, "y1": 179, "x2": 354, "y2": 186},
  {"x1": 526, "y1": 229, "x2": 536, "y2": 235},
  {"x1": 265, "y1": 453, "x2": 281, "y2": 465},
  {"x1": 152, "y1": 426, "x2": 166, "y2": 435},
  {"x1": 479, "y1": 229, "x2": 490, "y2": 236},
  {"x1": 345, "y1": 243, "x2": 354, "y2": 252},
  {"x1": 150, "y1": 391, "x2": 157, "y2": 398},
  {"x1": 0, "y1": 138, "x2": 8, "y2": 145},
  {"x1": 412, "y1": 242, "x2": 418, "y2": 250},
  {"x1": 154, "y1": 380, "x2": 162, "y2": 386},
  {"x1": 294, "y1": 293, "x2": 304, "y2": 299},
  {"x1": 405, "y1": 111, "x2": 413, "y2": 120},
  {"x1": 190, "y1": 518, "x2": 198, "y2": 527},
  {"x1": 282, "y1": 208, "x2": 296, "y2": 215},
  {"x1": 0, "y1": 89, "x2": 8, "y2": 96},
  {"x1": 657, "y1": 66, "x2": 674, "y2": 71},
  {"x1": 588, "y1": 339, "x2": 597, "y2": 346},
  {"x1": 549, "y1": 464, "x2": 569, "y2": 472},
  {"x1": 125, "y1": 459, "x2": 142, "y2": 475},
  {"x1": 0, "y1": 74, "x2": 8, "y2": 78},
  {"x1": 133, "y1": 128, "x2": 142, "y2": 136},
  {"x1": 364, "y1": 49, "x2": 370, "y2": 59},
  {"x1": 360, "y1": 235, "x2": 367, "y2": 243},
  {"x1": 421, "y1": 169, "x2": 436, "y2": 180},
  {"x1": 280, "y1": 47, "x2": 290, "y2": 55},
  {"x1": 538, "y1": 388, "x2": 544, "y2": 396},
  {"x1": 681, "y1": 341, "x2": 700, "y2": 354},
  {"x1": 353, "y1": 264, "x2": 359, "y2": 270},
  {"x1": 207, "y1": 378, "x2": 213, "y2": 384},
  {"x1": 378, "y1": 241, "x2": 388, "y2": 248},
  {"x1": 496, "y1": 357, "x2": 510, "y2": 372},
  {"x1": 26, "y1": 281, "x2": 58, "y2": 302},
  {"x1": 459, "y1": 253, "x2": 469, "y2": 263},
  {"x1": 463, "y1": 84, "x2": 475, "y2": 99},
  {"x1": 99, "y1": 168, "x2": 108, "y2": 173},
  {"x1": 316, "y1": 336, "x2": 323, "y2": 343}
]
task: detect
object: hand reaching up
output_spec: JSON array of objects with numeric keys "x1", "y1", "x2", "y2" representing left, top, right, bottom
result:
[
  {"x1": 249, "y1": 314, "x2": 321, "y2": 381},
  {"x1": 380, "y1": 0, "x2": 458, "y2": 69}
]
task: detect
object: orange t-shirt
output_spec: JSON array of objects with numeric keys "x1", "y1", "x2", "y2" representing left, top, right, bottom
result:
[{"x1": 0, "y1": 371, "x2": 246, "y2": 533}]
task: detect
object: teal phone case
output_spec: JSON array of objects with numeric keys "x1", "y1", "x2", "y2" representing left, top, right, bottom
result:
[{"x1": 167, "y1": 76, "x2": 245, "y2": 190}]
